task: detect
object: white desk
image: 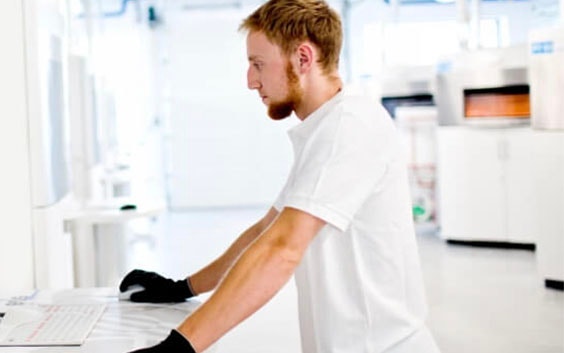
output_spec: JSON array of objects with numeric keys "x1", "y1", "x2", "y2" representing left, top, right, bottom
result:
[
  {"x1": 65, "y1": 199, "x2": 166, "y2": 288},
  {"x1": 0, "y1": 288, "x2": 216, "y2": 353}
]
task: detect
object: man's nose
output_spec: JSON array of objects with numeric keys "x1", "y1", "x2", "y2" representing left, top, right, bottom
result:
[{"x1": 247, "y1": 69, "x2": 260, "y2": 90}]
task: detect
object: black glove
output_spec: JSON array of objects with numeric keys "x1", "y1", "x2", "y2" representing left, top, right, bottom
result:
[
  {"x1": 129, "y1": 329, "x2": 196, "y2": 353},
  {"x1": 119, "y1": 269, "x2": 195, "y2": 303}
]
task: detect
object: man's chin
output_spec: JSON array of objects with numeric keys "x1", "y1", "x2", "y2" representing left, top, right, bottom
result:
[{"x1": 267, "y1": 102, "x2": 293, "y2": 121}]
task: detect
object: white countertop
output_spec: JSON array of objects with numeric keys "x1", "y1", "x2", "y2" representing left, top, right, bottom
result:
[{"x1": 0, "y1": 288, "x2": 215, "y2": 353}]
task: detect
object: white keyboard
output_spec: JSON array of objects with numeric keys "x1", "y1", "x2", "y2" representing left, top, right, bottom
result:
[{"x1": 0, "y1": 304, "x2": 106, "y2": 346}]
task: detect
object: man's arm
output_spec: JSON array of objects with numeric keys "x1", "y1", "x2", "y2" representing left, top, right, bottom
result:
[
  {"x1": 178, "y1": 207, "x2": 325, "y2": 352},
  {"x1": 188, "y1": 207, "x2": 279, "y2": 295},
  {"x1": 119, "y1": 208, "x2": 279, "y2": 303}
]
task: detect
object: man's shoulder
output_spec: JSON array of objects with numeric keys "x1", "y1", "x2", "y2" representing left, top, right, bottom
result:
[
  {"x1": 305, "y1": 90, "x2": 395, "y2": 140},
  {"x1": 332, "y1": 92, "x2": 394, "y2": 130},
  {"x1": 339, "y1": 92, "x2": 383, "y2": 115}
]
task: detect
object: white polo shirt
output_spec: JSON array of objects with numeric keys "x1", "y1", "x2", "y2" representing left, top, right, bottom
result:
[{"x1": 273, "y1": 89, "x2": 439, "y2": 353}]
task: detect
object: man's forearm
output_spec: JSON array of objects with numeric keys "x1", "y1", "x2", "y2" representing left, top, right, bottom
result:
[
  {"x1": 178, "y1": 230, "x2": 300, "y2": 352},
  {"x1": 188, "y1": 208, "x2": 279, "y2": 295}
]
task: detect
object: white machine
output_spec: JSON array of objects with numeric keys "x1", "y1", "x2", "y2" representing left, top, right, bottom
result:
[
  {"x1": 435, "y1": 46, "x2": 536, "y2": 246},
  {"x1": 0, "y1": 0, "x2": 163, "y2": 290},
  {"x1": 0, "y1": 0, "x2": 36, "y2": 291},
  {"x1": 395, "y1": 106, "x2": 438, "y2": 226},
  {"x1": 380, "y1": 66, "x2": 438, "y2": 226},
  {"x1": 0, "y1": 0, "x2": 78, "y2": 290},
  {"x1": 529, "y1": 25, "x2": 564, "y2": 290}
]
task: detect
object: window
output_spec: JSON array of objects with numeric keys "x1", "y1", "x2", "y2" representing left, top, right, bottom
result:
[{"x1": 362, "y1": 18, "x2": 508, "y2": 70}]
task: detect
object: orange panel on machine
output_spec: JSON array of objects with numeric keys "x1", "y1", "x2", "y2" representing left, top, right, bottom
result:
[
  {"x1": 464, "y1": 85, "x2": 530, "y2": 119},
  {"x1": 465, "y1": 93, "x2": 530, "y2": 118}
]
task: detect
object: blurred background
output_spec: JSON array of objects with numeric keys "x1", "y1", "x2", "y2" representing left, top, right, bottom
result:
[{"x1": 0, "y1": 0, "x2": 563, "y2": 352}]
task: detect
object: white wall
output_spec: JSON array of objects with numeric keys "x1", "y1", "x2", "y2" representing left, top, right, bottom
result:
[{"x1": 161, "y1": 8, "x2": 295, "y2": 209}]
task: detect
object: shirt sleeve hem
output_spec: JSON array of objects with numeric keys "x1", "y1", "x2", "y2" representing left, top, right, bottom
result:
[{"x1": 282, "y1": 195, "x2": 350, "y2": 232}]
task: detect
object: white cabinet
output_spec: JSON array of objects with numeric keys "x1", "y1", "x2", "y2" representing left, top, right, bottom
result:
[
  {"x1": 528, "y1": 26, "x2": 564, "y2": 287},
  {"x1": 504, "y1": 130, "x2": 537, "y2": 243},
  {"x1": 533, "y1": 131, "x2": 564, "y2": 285},
  {"x1": 437, "y1": 126, "x2": 535, "y2": 244}
]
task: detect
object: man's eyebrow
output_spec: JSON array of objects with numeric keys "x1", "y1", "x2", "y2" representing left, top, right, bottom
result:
[{"x1": 248, "y1": 55, "x2": 263, "y2": 62}]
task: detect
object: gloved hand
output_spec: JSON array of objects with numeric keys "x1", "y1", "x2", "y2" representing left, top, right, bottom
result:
[
  {"x1": 129, "y1": 329, "x2": 196, "y2": 353},
  {"x1": 119, "y1": 269, "x2": 195, "y2": 303}
]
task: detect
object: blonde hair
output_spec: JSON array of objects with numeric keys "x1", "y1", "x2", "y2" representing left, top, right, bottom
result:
[{"x1": 240, "y1": 0, "x2": 342, "y2": 75}]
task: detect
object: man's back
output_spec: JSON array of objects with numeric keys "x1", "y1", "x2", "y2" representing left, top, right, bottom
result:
[{"x1": 274, "y1": 89, "x2": 438, "y2": 352}]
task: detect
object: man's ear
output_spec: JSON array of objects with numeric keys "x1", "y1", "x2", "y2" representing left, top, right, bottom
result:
[{"x1": 296, "y1": 43, "x2": 314, "y2": 73}]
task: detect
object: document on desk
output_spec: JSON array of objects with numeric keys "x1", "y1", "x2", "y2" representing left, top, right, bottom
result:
[{"x1": 0, "y1": 303, "x2": 106, "y2": 346}]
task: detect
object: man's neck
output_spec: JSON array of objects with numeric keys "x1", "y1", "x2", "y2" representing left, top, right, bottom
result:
[{"x1": 295, "y1": 74, "x2": 342, "y2": 120}]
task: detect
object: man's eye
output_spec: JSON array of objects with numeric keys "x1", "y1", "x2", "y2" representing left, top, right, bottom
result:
[{"x1": 253, "y1": 63, "x2": 262, "y2": 70}]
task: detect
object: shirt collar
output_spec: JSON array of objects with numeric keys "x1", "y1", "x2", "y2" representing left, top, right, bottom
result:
[{"x1": 288, "y1": 88, "x2": 345, "y2": 140}]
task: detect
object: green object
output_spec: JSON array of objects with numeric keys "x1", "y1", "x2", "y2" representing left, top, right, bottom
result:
[{"x1": 413, "y1": 205, "x2": 426, "y2": 216}]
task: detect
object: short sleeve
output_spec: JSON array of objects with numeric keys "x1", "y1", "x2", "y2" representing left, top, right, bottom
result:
[{"x1": 279, "y1": 110, "x2": 395, "y2": 231}]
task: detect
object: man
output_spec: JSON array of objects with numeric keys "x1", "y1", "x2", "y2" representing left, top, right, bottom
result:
[{"x1": 122, "y1": 1, "x2": 440, "y2": 352}]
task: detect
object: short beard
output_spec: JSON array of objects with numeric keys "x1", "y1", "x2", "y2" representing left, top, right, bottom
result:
[{"x1": 267, "y1": 61, "x2": 303, "y2": 121}]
